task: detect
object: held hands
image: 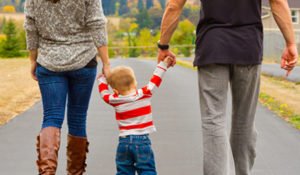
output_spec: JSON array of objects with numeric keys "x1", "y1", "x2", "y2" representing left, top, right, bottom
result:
[
  {"x1": 97, "y1": 63, "x2": 110, "y2": 80},
  {"x1": 281, "y1": 44, "x2": 298, "y2": 77},
  {"x1": 157, "y1": 49, "x2": 176, "y2": 67},
  {"x1": 97, "y1": 63, "x2": 111, "y2": 80},
  {"x1": 163, "y1": 56, "x2": 175, "y2": 68}
]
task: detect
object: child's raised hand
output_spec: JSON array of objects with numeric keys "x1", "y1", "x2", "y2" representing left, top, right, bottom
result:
[{"x1": 163, "y1": 56, "x2": 175, "y2": 68}]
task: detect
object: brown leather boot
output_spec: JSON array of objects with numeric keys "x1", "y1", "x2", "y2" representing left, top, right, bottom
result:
[
  {"x1": 67, "y1": 135, "x2": 89, "y2": 175},
  {"x1": 36, "y1": 127, "x2": 61, "y2": 175}
]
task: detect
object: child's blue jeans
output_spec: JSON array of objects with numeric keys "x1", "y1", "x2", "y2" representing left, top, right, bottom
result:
[
  {"x1": 116, "y1": 134, "x2": 157, "y2": 175},
  {"x1": 36, "y1": 64, "x2": 96, "y2": 137}
]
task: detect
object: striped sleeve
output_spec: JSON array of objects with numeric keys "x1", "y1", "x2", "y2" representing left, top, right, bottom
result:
[
  {"x1": 143, "y1": 62, "x2": 168, "y2": 95},
  {"x1": 98, "y1": 76, "x2": 112, "y2": 104}
]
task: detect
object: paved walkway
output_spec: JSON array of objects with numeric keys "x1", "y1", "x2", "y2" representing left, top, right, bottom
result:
[{"x1": 1, "y1": 59, "x2": 300, "y2": 175}]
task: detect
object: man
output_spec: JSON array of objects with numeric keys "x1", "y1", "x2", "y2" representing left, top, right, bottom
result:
[{"x1": 157, "y1": 0, "x2": 298, "y2": 174}]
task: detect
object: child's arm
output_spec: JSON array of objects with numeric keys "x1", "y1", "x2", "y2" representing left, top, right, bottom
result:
[
  {"x1": 98, "y1": 75, "x2": 112, "y2": 104},
  {"x1": 142, "y1": 61, "x2": 169, "y2": 95}
]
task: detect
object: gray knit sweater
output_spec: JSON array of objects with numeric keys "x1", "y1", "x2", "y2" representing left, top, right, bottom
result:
[{"x1": 24, "y1": 0, "x2": 108, "y2": 72}]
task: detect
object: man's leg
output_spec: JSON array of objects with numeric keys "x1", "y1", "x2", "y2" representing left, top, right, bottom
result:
[
  {"x1": 198, "y1": 64, "x2": 231, "y2": 175},
  {"x1": 230, "y1": 65, "x2": 261, "y2": 175}
]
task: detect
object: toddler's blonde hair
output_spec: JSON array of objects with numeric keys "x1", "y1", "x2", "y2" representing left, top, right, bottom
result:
[{"x1": 107, "y1": 66, "x2": 137, "y2": 92}]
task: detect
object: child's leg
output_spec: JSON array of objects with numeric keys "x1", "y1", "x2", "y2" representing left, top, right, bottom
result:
[
  {"x1": 135, "y1": 138, "x2": 157, "y2": 175},
  {"x1": 116, "y1": 140, "x2": 135, "y2": 175}
]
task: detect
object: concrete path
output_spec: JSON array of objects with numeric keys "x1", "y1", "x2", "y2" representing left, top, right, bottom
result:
[{"x1": 1, "y1": 59, "x2": 300, "y2": 175}]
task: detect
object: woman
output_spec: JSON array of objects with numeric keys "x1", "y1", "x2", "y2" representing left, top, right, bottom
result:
[{"x1": 24, "y1": 0, "x2": 110, "y2": 174}]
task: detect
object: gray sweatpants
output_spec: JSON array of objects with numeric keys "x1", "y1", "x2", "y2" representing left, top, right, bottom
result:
[{"x1": 198, "y1": 64, "x2": 261, "y2": 175}]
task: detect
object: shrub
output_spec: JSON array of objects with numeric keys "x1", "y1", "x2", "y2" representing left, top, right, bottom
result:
[
  {"x1": 2, "y1": 5, "x2": 16, "y2": 13},
  {"x1": 0, "y1": 20, "x2": 22, "y2": 58}
]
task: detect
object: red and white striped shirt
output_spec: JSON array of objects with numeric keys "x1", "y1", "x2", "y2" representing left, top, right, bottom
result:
[{"x1": 98, "y1": 62, "x2": 168, "y2": 137}]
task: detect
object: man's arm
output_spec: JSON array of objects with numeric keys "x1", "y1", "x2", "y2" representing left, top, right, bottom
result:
[
  {"x1": 270, "y1": 0, "x2": 298, "y2": 75},
  {"x1": 157, "y1": 0, "x2": 187, "y2": 64}
]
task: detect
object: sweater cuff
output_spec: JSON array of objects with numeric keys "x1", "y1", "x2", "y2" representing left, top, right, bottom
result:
[
  {"x1": 92, "y1": 26, "x2": 108, "y2": 48},
  {"x1": 26, "y1": 31, "x2": 39, "y2": 50}
]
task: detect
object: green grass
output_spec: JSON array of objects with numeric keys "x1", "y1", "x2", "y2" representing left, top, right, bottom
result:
[{"x1": 259, "y1": 92, "x2": 300, "y2": 129}]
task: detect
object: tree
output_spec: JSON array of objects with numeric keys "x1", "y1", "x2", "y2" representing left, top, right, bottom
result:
[
  {"x1": 1, "y1": 17, "x2": 6, "y2": 33},
  {"x1": 118, "y1": 0, "x2": 129, "y2": 15},
  {"x1": 2, "y1": 5, "x2": 16, "y2": 13},
  {"x1": 171, "y1": 19, "x2": 196, "y2": 57},
  {"x1": 137, "y1": 0, "x2": 144, "y2": 12},
  {"x1": 135, "y1": 9, "x2": 153, "y2": 29},
  {"x1": 102, "y1": 0, "x2": 117, "y2": 15},
  {"x1": 18, "y1": 29, "x2": 26, "y2": 50},
  {"x1": 158, "y1": 0, "x2": 166, "y2": 9},
  {"x1": 148, "y1": 7, "x2": 164, "y2": 29},
  {"x1": 182, "y1": 5, "x2": 200, "y2": 25},
  {"x1": 137, "y1": 28, "x2": 160, "y2": 56},
  {"x1": 0, "y1": 20, "x2": 22, "y2": 58},
  {"x1": 120, "y1": 18, "x2": 140, "y2": 57},
  {"x1": 146, "y1": 0, "x2": 153, "y2": 10}
]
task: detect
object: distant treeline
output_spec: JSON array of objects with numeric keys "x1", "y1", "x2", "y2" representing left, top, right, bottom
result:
[{"x1": 102, "y1": 0, "x2": 166, "y2": 16}]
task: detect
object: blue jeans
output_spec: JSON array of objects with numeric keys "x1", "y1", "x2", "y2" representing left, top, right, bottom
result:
[
  {"x1": 116, "y1": 135, "x2": 157, "y2": 175},
  {"x1": 36, "y1": 65, "x2": 96, "y2": 137}
]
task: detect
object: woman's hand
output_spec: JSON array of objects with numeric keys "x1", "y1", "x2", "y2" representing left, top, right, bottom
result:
[
  {"x1": 29, "y1": 50, "x2": 38, "y2": 81},
  {"x1": 97, "y1": 46, "x2": 111, "y2": 78},
  {"x1": 102, "y1": 63, "x2": 111, "y2": 78},
  {"x1": 30, "y1": 61, "x2": 38, "y2": 81}
]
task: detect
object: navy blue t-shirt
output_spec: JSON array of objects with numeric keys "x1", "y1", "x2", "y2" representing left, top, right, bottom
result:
[{"x1": 194, "y1": 0, "x2": 263, "y2": 66}]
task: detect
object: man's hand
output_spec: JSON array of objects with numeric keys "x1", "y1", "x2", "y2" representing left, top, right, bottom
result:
[
  {"x1": 157, "y1": 49, "x2": 176, "y2": 67},
  {"x1": 281, "y1": 44, "x2": 298, "y2": 77},
  {"x1": 30, "y1": 61, "x2": 38, "y2": 81}
]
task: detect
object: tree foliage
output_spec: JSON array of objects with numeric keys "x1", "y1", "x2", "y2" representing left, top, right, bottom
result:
[
  {"x1": 135, "y1": 9, "x2": 153, "y2": 29},
  {"x1": 2, "y1": 5, "x2": 16, "y2": 13},
  {"x1": 158, "y1": 0, "x2": 166, "y2": 9},
  {"x1": 0, "y1": 20, "x2": 22, "y2": 58},
  {"x1": 146, "y1": 0, "x2": 154, "y2": 10},
  {"x1": 171, "y1": 19, "x2": 196, "y2": 57},
  {"x1": 118, "y1": 0, "x2": 129, "y2": 15},
  {"x1": 102, "y1": 0, "x2": 117, "y2": 15},
  {"x1": 137, "y1": 0, "x2": 144, "y2": 12}
]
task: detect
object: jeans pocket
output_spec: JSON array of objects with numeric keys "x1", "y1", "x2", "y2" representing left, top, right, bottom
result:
[
  {"x1": 137, "y1": 144, "x2": 153, "y2": 163},
  {"x1": 116, "y1": 143, "x2": 129, "y2": 162}
]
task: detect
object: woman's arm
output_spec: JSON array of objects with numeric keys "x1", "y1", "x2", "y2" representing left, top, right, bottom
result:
[
  {"x1": 24, "y1": 0, "x2": 39, "y2": 80},
  {"x1": 85, "y1": 0, "x2": 110, "y2": 76},
  {"x1": 97, "y1": 46, "x2": 110, "y2": 77}
]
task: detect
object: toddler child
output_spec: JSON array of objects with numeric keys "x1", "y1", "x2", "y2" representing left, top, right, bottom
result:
[{"x1": 98, "y1": 57, "x2": 173, "y2": 175}]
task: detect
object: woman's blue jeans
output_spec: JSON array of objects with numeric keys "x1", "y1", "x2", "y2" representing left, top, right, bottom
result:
[{"x1": 36, "y1": 65, "x2": 96, "y2": 137}]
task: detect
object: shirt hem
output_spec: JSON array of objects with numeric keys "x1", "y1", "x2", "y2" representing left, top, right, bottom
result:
[
  {"x1": 193, "y1": 57, "x2": 263, "y2": 67},
  {"x1": 119, "y1": 127, "x2": 156, "y2": 137},
  {"x1": 37, "y1": 50, "x2": 97, "y2": 72}
]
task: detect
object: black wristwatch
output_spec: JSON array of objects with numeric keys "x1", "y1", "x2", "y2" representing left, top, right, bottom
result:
[{"x1": 157, "y1": 41, "x2": 169, "y2": 50}]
